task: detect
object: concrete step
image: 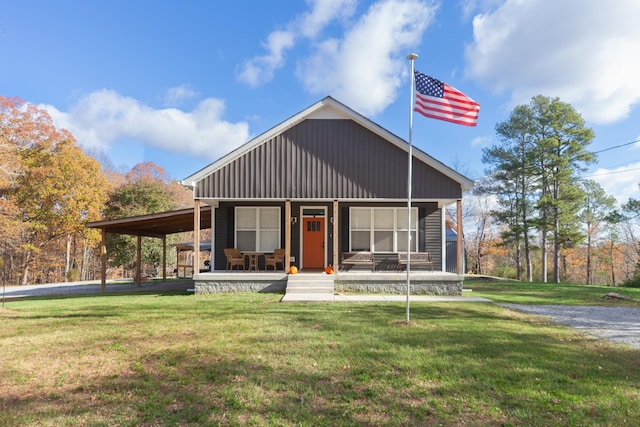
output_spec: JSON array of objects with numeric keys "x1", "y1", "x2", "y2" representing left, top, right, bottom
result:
[
  {"x1": 286, "y1": 286, "x2": 334, "y2": 294},
  {"x1": 281, "y1": 293, "x2": 335, "y2": 302},
  {"x1": 286, "y1": 274, "x2": 335, "y2": 294},
  {"x1": 286, "y1": 280, "x2": 334, "y2": 287}
]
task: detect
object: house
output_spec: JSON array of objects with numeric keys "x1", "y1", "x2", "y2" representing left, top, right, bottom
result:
[{"x1": 180, "y1": 96, "x2": 473, "y2": 295}]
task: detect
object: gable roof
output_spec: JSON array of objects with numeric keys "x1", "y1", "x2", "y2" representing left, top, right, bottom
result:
[{"x1": 182, "y1": 96, "x2": 474, "y2": 192}]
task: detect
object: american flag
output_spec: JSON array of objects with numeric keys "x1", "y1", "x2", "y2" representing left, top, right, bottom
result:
[{"x1": 413, "y1": 70, "x2": 479, "y2": 126}]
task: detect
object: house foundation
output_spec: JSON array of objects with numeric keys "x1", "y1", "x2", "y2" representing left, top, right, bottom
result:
[{"x1": 193, "y1": 271, "x2": 463, "y2": 296}]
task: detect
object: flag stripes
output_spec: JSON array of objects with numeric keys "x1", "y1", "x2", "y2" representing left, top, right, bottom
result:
[{"x1": 414, "y1": 71, "x2": 479, "y2": 126}]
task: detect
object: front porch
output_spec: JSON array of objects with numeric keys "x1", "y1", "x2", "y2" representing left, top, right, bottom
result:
[{"x1": 193, "y1": 270, "x2": 464, "y2": 296}]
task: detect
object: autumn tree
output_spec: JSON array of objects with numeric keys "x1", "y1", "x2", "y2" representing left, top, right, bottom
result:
[
  {"x1": 580, "y1": 180, "x2": 616, "y2": 284},
  {"x1": 0, "y1": 96, "x2": 110, "y2": 284},
  {"x1": 462, "y1": 191, "x2": 498, "y2": 275},
  {"x1": 103, "y1": 162, "x2": 184, "y2": 277}
]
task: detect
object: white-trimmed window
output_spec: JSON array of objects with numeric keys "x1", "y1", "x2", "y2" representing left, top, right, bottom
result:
[
  {"x1": 350, "y1": 207, "x2": 417, "y2": 252},
  {"x1": 235, "y1": 207, "x2": 281, "y2": 251}
]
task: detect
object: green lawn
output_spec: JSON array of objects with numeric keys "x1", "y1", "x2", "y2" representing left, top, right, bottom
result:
[
  {"x1": 467, "y1": 277, "x2": 640, "y2": 306},
  {"x1": 1, "y1": 285, "x2": 639, "y2": 426}
]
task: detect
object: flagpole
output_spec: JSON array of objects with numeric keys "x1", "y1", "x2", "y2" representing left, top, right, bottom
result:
[{"x1": 406, "y1": 52, "x2": 418, "y2": 323}]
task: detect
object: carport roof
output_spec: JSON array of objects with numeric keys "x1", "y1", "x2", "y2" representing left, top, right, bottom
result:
[{"x1": 86, "y1": 206, "x2": 212, "y2": 237}]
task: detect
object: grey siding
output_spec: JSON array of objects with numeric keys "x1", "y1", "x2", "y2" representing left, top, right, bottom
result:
[
  {"x1": 424, "y1": 205, "x2": 442, "y2": 271},
  {"x1": 196, "y1": 119, "x2": 461, "y2": 200}
]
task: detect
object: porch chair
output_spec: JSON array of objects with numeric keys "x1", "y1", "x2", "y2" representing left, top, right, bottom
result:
[
  {"x1": 224, "y1": 248, "x2": 245, "y2": 271},
  {"x1": 264, "y1": 248, "x2": 286, "y2": 271}
]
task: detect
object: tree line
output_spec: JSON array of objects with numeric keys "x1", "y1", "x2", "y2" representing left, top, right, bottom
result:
[
  {"x1": 3, "y1": 94, "x2": 640, "y2": 286},
  {"x1": 466, "y1": 95, "x2": 640, "y2": 286},
  {"x1": 0, "y1": 96, "x2": 192, "y2": 286}
]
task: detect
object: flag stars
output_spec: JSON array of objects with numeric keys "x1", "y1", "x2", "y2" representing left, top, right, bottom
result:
[{"x1": 416, "y1": 74, "x2": 444, "y2": 98}]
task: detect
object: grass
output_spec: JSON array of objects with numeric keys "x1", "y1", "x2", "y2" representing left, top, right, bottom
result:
[
  {"x1": 0, "y1": 285, "x2": 639, "y2": 426},
  {"x1": 467, "y1": 277, "x2": 640, "y2": 306}
]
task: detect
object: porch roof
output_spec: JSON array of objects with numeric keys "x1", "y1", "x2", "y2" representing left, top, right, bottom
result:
[{"x1": 86, "y1": 206, "x2": 212, "y2": 238}]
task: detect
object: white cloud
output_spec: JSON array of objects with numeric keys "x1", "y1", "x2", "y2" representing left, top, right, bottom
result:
[
  {"x1": 164, "y1": 84, "x2": 199, "y2": 107},
  {"x1": 237, "y1": 30, "x2": 296, "y2": 87},
  {"x1": 465, "y1": 0, "x2": 640, "y2": 124},
  {"x1": 470, "y1": 135, "x2": 491, "y2": 147},
  {"x1": 237, "y1": 0, "x2": 435, "y2": 116},
  {"x1": 296, "y1": 0, "x2": 358, "y2": 39},
  {"x1": 41, "y1": 90, "x2": 249, "y2": 160},
  {"x1": 297, "y1": 0, "x2": 436, "y2": 116},
  {"x1": 590, "y1": 163, "x2": 640, "y2": 206},
  {"x1": 237, "y1": 0, "x2": 357, "y2": 87}
]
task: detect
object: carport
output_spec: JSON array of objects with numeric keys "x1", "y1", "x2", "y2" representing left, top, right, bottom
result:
[{"x1": 86, "y1": 206, "x2": 211, "y2": 291}]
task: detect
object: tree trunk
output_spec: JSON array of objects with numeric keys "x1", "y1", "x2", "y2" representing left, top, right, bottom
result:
[
  {"x1": 21, "y1": 251, "x2": 31, "y2": 286},
  {"x1": 65, "y1": 234, "x2": 72, "y2": 281},
  {"x1": 586, "y1": 228, "x2": 592, "y2": 285},
  {"x1": 515, "y1": 241, "x2": 522, "y2": 281},
  {"x1": 554, "y1": 211, "x2": 560, "y2": 283},
  {"x1": 81, "y1": 244, "x2": 94, "y2": 281},
  {"x1": 520, "y1": 174, "x2": 533, "y2": 282},
  {"x1": 553, "y1": 177, "x2": 561, "y2": 283},
  {"x1": 610, "y1": 241, "x2": 616, "y2": 286},
  {"x1": 541, "y1": 223, "x2": 548, "y2": 283}
]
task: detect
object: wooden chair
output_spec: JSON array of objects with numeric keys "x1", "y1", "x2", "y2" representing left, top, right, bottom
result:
[
  {"x1": 224, "y1": 248, "x2": 245, "y2": 271},
  {"x1": 264, "y1": 248, "x2": 286, "y2": 271}
]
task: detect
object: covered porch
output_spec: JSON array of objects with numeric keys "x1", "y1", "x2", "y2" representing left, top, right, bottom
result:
[
  {"x1": 86, "y1": 202, "x2": 465, "y2": 296},
  {"x1": 190, "y1": 196, "x2": 465, "y2": 295}
]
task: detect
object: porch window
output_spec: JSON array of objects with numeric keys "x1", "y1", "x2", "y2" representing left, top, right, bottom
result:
[
  {"x1": 349, "y1": 207, "x2": 417, "y2": 252},
  {"x1": 235, "y1": 207, "x2": 281, "y2": 252}
]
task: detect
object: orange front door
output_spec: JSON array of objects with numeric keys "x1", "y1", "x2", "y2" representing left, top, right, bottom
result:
[{"x1": 302, "y1": 217, "x2": 325, "y2": 269}]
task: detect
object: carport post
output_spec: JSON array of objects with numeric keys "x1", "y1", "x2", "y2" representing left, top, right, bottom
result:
[
  {"x1": 162, "y1": 236, "x2": 167, "y2": 281},
  {"x1": 100, "y1": 228, "x2": 107, "y2": 292},
  {"x1": 136, "y1": 234, "x2": 142, "y2": 287}
]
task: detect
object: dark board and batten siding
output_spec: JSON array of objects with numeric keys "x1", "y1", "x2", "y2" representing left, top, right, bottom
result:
[
  {"x1": 195, "y1": 119, "x2": 462, "y2": 200},
  {"x1": 423, "y1": 205, "x2": 443, "y2": 270},
  {"x1": 338, "y1": 202, "x2": 442, "y2": 271}
]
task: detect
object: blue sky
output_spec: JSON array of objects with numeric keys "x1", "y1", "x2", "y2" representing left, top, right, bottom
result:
[{"x1": 2, "y1": 0, "x2": 640, "y2": 205}]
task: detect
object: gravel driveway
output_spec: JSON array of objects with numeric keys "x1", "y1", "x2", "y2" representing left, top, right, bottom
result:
[
  {"x1": 502, "y1": 304, "x2": 640, "y2": 349},
  {"x1": 0, "y1": 280, "x2": 193, "y2": 299}
]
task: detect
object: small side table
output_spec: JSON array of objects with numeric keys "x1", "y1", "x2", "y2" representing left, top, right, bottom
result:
[{"x1": 243, "y1": 252, "x2": 264, "y2": 271}]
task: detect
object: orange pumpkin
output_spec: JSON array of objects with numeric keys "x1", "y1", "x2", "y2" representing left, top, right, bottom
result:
[
  {"x1": 289, "y1": 266, "x2": 298, "y2": 275},
  {"x1": 325, "y1": 265, "x2": 334, "y2": 275}
]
